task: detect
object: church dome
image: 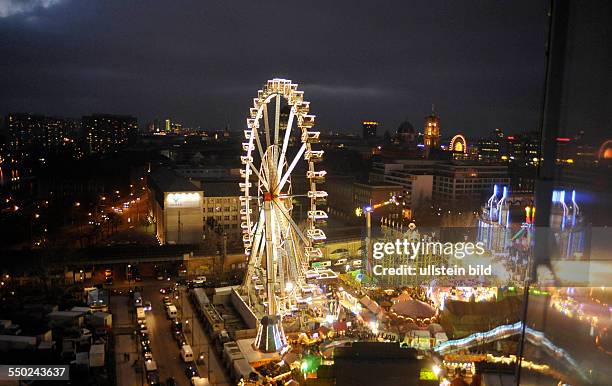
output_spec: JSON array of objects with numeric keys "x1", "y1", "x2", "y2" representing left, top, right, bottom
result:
[{"x1": 396, "y1": 121, "x2": 415, "y2": 134}]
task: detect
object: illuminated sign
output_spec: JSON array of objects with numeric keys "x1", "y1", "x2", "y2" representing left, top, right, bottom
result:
[{"x1": 166, "y1": 192, "x2": 201, "y2": 208}]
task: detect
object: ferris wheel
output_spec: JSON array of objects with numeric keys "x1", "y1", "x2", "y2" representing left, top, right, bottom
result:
[{"x1": 239, "y1": 78, "x2": 327, "y2": 352}]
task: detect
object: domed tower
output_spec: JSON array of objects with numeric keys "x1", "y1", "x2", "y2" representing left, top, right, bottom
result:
[
  {"x1": 424, "y1": 105, "x2": 440, "y2": 156},
  {"x1": 396, "y1": 120, "x2": 417, "y2": 148}
]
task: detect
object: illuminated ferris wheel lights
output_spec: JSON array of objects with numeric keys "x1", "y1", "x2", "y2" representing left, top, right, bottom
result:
[
  {"x1": 298, "y1": 114, "x2": 316, "y2": 128},
  {"x1": 242, "y1": 142, "x2": 254, "y2": 151},
  {"x1": 307, "y1": 170, "x2": 327, "y2": 183},
  {"x1": 307, "y1": 210, "x2": 328, "y2": 220},
  {"x1": 305, "y1": 150, "x2": 324, "y2": 161},
  {"x1": 307, "y1": 228, "x2": 326, "y2": 241},
  {"x1": 305, "y1": 247, "x2": 323, "y2": 259},
  {"x1": 302, "y1": 131, "x2": 321, "y2": 143},
  {"x1": 285, "y1": 281, "x2": 294, "y2": 292}
]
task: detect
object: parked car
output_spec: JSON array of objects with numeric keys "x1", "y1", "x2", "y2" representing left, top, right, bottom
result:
[
  {"x1": 166, "y1": 377, "x2": 177, "y2": 386},
  {"x1": 185, "y1": 364, "x2": 199, "y2": 379},
  {"x1": 140, "y1": 333, "x2": 150, "y2": 346},
  {"x1": 171, "y1": 320, "x2": 183, "y2": 335},
  {"x1": 176, "y1": 333, "x2": 187, "y2": 348}
]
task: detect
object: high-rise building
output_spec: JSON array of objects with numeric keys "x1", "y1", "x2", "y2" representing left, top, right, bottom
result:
[
  {"x1": 6, "y1": 113, "x2": 80, "y2": 159},
  {"x1": 423, "y1": 106, "x2": 440, "y2": 156},
  {"x1": 477, "y1": 128, "x2": 504, "y2": 162},
  {"x1": 82, "y1": 114, "x2": 138, "y2": 154},
  {"x1": 506, "y1": 132, "x2": 540, "y2": 166},
  {"x1": 362, "y1": 121, "x2": 378, "y2": 139}
]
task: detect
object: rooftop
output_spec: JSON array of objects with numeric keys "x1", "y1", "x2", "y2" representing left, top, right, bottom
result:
[{"x1": 149, "y1": 168, "x2": 201, "y2": 193}]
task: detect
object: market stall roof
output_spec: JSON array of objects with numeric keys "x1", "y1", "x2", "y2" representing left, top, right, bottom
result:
[{"x1": 390, "y1": 298, "x2": 435, "y2": 319}]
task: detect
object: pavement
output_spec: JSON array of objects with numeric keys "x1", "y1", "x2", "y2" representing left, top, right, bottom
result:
[{"x1": 111, "y1": 293, "x2": 142, "y2": 386}]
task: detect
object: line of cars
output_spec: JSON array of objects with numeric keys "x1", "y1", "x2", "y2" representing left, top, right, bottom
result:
[
  {"x1": 133, "y1": 292, "x2": 159, "y2": 385},
  {"x1": 162, "y1": 282, "x2": 209, "y2": 386}
]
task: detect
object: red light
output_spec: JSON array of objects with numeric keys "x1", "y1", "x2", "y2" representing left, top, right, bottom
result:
[
  {"x1": 556, "y1": 137, "x2": 570, "y2": 142},
  {"x1": 507, "y1": 136, "x2": 515, "y2": 140}
]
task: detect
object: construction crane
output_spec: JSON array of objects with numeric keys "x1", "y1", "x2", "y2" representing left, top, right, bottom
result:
[{"x1": 355, "y1": 194, "x2": 411, "y2": 277}]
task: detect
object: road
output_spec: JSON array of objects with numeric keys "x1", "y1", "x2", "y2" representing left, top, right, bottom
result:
[
  {"x1": 129, "y1": 279, "x2": 231, "y2": 386},
  {"x1": 141, "y1": 281, "x2": 183, "y2": 384},
  {"x1": 176, "y1": 286, "x2": 232, "y2": 386}
]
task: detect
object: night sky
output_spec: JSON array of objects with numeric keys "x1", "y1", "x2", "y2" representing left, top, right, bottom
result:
[{"x1": 0, "y1": 0, "x2": 550, "y2": 137}]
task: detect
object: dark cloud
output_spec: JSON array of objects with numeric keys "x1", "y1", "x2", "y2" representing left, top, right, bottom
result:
[
  {"x1": 0, "y1": 0, "x2": 65, "y2": 18},
  {"x1": 0, "y1": 0, "x2": 549, "y2": 137}
]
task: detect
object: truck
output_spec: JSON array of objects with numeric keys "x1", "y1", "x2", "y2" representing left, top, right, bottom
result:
[
  {"x1": 136, "y1": 307, "x2": 146, "y2": 322},
  {"x1": 167, "y1": 305, "x2": 178, "y2": 319},
  {"x1": 90, "y1": 312, "x2": 112, "y2": 335},
  {"x1": 191, "y1": 377, "x2": 210, "y2": 386},
  {"x1": 181, "y1": 344, "x2": 194, "y2": 363}
]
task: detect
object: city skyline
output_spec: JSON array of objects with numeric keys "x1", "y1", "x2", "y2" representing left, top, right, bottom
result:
[{"x1": 1, "y1": 0, "x2": 550, "y2": 137}]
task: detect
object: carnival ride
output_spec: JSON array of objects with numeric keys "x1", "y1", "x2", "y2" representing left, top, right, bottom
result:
[
  {"x1": 433, "y1": 321, "x2": 589, "y2": 381},
  {"x1": 239, "y1": 78, "x2": 329, "y2": 352}
]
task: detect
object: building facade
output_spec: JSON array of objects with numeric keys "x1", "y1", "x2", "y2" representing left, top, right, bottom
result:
[
  {"x1": 82, "y1": 114, "x2": 138, "y2": 154},
  {"x1": 371, "y1": 160, "x2": 510, "y2": 209},
  {"x1": 423, "y1": 108, "x2": 441, "y2": 156},
  {"x1": 362, "y1": 121, "x2": 378, "y2": 139},
  {"x1": 5, "y1": 113, "x2": 80, "y2": 159},
  {"x1": 148, "y1": 168, "x2": 204, "y2": 245}
]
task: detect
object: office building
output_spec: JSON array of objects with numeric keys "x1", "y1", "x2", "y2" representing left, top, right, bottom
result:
[
  {"x1": 371, "y1": 159, "x2": 510, "y2": 208},
  {"x1": 200, "y1": 181, "x2": 242, "y2": 243},
  {"x1": 148, "y1": 168, "x2": 204, "y2": 245},
  {"x1": 362, "y1": 121, "x2": 378, "y2": 139},
  {"x1": 5, "y1": 113, "x2": 80, "y2": 159},
  {"x1": 325, "y1": 176, "x2": 402, "y2": 224}
]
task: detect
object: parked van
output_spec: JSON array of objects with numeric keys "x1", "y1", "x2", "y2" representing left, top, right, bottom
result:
[
  {"x1": 167, "y1": 305, "x2": 178, "y2": 319},
  {"x1": 181, "y1": 344, "x2": 194, "y2": 363},
  {"x1": 136, "y1": 306, "x2": 146, "y2": 322}
]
